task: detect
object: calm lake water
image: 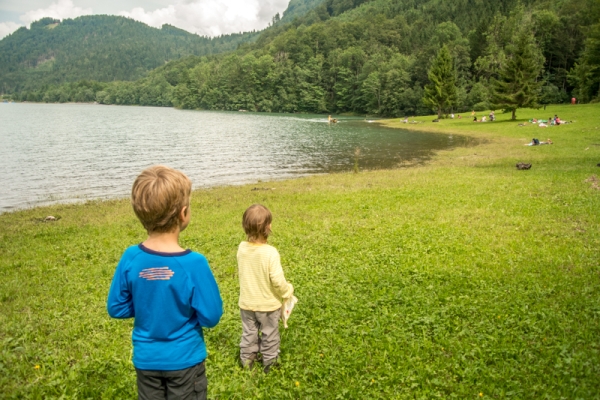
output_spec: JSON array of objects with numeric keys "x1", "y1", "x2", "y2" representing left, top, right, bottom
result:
[{"x1": 0, "y1": 103, "x2": 472, "y2": 212}]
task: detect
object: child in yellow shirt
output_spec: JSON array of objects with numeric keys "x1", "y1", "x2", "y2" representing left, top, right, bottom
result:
[{"x1": 237, "y1": 204, "x2": 293, "y2": 373}]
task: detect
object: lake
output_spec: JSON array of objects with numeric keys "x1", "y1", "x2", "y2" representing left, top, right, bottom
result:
[{"x1": 0, "y1": 103, "x2": 472, "y2": 212}]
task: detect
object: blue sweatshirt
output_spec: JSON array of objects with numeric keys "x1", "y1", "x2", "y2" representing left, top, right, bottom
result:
[{"x1": 107, "y1": 244, "x2": 223, "y2": 371}]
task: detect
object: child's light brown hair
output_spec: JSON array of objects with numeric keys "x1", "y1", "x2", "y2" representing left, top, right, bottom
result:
[
  {"x1": 131, "y1": 165, "x2": 192, "y2": 233},
  {"x1": 242, "y1": 204, "x2": 272, "y2": 242}
]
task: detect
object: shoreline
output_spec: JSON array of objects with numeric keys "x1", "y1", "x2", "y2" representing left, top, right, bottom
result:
[{"x1": 2, "y1": 102, "x2": 596, "y2": 216}]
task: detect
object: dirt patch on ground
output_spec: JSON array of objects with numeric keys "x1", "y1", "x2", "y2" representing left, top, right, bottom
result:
[{"x1": 585, "y1": 175, "x2": 600, "y2": 190}]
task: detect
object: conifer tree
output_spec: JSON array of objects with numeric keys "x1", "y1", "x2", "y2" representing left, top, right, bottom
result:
[
  {"x1": 422, "y1": 45, "x2": 457, "y2": 119},
  {"x1": 492, "y1": 29, "x2": 544, "y2": 120},
  {"x1": 570, "y1": 23, "x2": 600, "y2": 102}
]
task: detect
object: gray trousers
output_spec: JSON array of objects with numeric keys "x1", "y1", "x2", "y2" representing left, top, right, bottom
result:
[{"x1": 240, "y1": 308, "x2": 281, "y2": 364}]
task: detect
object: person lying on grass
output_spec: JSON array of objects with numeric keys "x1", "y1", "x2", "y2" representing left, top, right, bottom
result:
[
  {"x1": 525, "y1": 138, "x2": 553, "y2": 146},
  {"x1": 107, "y1": 165, "x2": 223, "y2": 400},
  {"x1": 238, "y1": 204, "x2": 294, "y2": 373}
]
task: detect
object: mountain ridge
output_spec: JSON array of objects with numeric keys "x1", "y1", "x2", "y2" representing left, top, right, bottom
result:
[
  {"x1": 0, "y1": 15, "x2": 261, "y2": 93},
  {"x1": 4, "y1": 0, "x2": 600, "y2": 112},
  {"x1": 0, "y1": 0, "x2": 328, "y2": 93}
]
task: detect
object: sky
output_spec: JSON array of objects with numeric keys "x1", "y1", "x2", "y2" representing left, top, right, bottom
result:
[{"x1": 0, "y1": 0, "x2": 291, "y2": 39}]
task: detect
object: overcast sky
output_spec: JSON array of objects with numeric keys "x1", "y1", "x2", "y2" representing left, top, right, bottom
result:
[{"x1": 0, "y1": 0, "x2": 291, "y2": 39}]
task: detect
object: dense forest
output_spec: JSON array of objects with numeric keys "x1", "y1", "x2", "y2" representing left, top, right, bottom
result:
[
  {"x1": 4, "y1": 0, "x2": 600, "y2": 117},
  {"x1": 0, "y1": 15, "x2": 259, "y2": 93},
  {"x1": 281, "y1": 0, "x2": 325, "y2": 23}
]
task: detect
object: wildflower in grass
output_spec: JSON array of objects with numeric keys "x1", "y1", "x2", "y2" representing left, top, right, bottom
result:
[
  {"x1": 34, "y1": 365, "x2": 40, "y2": 369},
  {"x1": 479, "y1": 392, "x2": 483, "y2": 397},
  {"x1": 371, "y1": 379, "x2": 375, "y2": 383},
  {"x1": 295, "y1": 381, "x2": 300, "y2": 387}
]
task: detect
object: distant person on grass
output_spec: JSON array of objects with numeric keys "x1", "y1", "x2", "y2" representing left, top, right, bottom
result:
[
  {"x1": 238, "y1": 204, "x2": 294, "y2": 373},
  {"x1": 107, "y1": 165, "x2": 223, "y2": 400}
]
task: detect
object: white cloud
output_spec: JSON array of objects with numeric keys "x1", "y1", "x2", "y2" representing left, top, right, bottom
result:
[
  {"x1": 19, "y1": 0, "x2": 93, "y2": 26},
  {"x1": 0, "y1": 0, "x2": 288, "y2": 40},
  {"x1": 0, "y1": 21, "x2": 21, "y2": 39},
  {"x1": 118, "y1": 0, "x2": 289, "y2": 37}
]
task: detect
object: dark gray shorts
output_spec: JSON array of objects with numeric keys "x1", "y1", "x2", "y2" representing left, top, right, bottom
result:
[{"x1": 135, "y1": 361, "x2": 207, "y2": 400}]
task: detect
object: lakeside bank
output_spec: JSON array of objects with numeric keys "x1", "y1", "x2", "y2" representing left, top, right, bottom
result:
[
  {"x1": 1, "y1": 104, "x2": 599, "y2": 398},
  {"x1": 379, "y1": 103, "x2": 600, "y2": 170}
]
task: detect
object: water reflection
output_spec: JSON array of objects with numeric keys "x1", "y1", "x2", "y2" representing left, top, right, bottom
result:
[{"x1": 0, "y1": 103, "x2": 474, "y2": 211}]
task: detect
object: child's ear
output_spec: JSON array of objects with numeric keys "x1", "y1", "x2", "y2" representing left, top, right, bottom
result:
[{"x1": 179, "y1": 206, "x2": 188, "y2": 220}]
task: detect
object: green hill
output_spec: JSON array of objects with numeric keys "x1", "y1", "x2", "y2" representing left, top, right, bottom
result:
[
  {"x1": 0, "y1": 15, "x2": 259, "y2": 93},
  {"x1": 166, "y1": 0, "x2": 600, "y2": 114},
  {"x1": 7, "y1": 0, "x2": 600, "y2": 113},
  {"x1": 280, "y1": 0, "x2": 325, "y2": 23}
]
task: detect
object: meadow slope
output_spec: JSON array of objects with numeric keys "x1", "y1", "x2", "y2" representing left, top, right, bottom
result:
[{"x1": 0, "y1": 104, "x2": 599, "y2": 398}]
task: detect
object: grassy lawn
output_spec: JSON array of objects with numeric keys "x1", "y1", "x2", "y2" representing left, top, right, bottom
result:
[{"x1": 1, "y1": 104, "x2": 599, "y2": 399}]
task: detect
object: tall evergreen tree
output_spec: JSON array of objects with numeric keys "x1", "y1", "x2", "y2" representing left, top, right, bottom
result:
[
  {"x1": 422, "y1": 45, "x2": 457, "y2": 119},
  {"x1": 570, "y1": 23, "x2": 600, "y2": 102},
  {"x1": 492, "y1": 29, "x2": 544, "y2": 120}
]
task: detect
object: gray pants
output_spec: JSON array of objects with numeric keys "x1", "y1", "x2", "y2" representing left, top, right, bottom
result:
[{"x1": 240, "y1": 308, "x2": 281, "y2": 364}]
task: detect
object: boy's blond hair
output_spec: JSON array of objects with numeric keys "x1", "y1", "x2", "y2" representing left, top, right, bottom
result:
[
  {"x1": 242, "y1": 204, "x2": 272, "y2": 242},
  {"x1": 131, "y1": 165, "x2": 192, "y2": 233}
]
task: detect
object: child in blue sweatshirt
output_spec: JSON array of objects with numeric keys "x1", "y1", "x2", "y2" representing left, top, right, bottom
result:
[{"x1": 107, "y1": 165, "x2": 223, "y2": 400}]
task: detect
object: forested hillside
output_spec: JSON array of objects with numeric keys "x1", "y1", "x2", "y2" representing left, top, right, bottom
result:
[
  {"x1": 7, "y1": 0, "x2": 600, "y2": 116},
  {"x1": 0, "y1": 15, "x2": 259, "y2": 93},
  {"x1": 280, "y1": 0, "x2": 325, "y2": 23}
]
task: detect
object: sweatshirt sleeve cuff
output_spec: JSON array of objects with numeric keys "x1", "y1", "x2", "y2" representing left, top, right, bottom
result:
[{"x1": 281, "y1": 283, "x2": 294, "y2": 300}]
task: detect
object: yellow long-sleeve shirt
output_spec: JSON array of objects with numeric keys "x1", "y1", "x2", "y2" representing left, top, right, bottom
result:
[{"x1": 237, "y1": 241, "x2": 293, "y2": 312}]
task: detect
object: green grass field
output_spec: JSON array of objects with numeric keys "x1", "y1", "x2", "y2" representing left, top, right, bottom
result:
[{"x1": 1, "y1": 104, "x2": 599, "y2": 399}]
